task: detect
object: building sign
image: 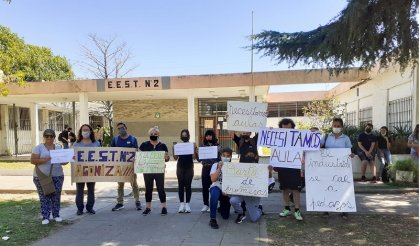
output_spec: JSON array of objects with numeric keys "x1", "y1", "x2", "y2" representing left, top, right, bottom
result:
[{"x1": 105, "y1": 77, "x2": 162, "y2": 91}]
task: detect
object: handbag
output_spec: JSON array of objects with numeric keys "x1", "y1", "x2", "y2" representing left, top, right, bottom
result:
[{"x1": 35, "y1": 164, "x2": 56, "y2": 196}]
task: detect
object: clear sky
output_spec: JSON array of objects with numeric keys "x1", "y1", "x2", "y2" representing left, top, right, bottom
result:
[{"x1": 0, "y1": 0, "x2": 348, "y2": 91}]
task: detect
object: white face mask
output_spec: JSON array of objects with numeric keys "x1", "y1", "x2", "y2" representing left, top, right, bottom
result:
[
  {"x1": 332, "y1": 127, "x2": 342, "y2": 134},
  {"x1": 221, "y1": 157, "x2": 231, "y2": 163},
  {"x1": 82, "y1": 131, "x2": 90, "y2": 138}
]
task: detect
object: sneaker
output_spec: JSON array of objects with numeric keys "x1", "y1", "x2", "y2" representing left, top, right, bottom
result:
[
  {"x1": 209, "y1": 218, "x2": 219, "y2": 229},
  {"x1": 371, "y1": 176, "x2": 377, "y2": 183},
  {"x1": 294, "y1": 211, "x2": 303, "y2": 221},
  {"x1": 142, "y1": 208, "x2": 151, "y2": 216},
  {"x1": 135, "y1": 202, "x2": 142, "y2": 211},
  {"x1": 235, "y1": 213, "x2": 246, "y2": 224},
  {"x1": 54, "y1": 217, "x2": 63, "y2": 222},
  {"x1": 41, "y1": 219, "x2": 49, "y2": 225},
  {"x1": 201, "y1": 205, "x2": 209, "y2": 213},
  {"x1": 361, "y1": 176, "x2": 367, "y2": 182},
  {"x1": 185, "y1": 203, "x2": 191, "y2": 213},
  {"x1": 341, "y1": 212, "x2": 348, "y2": 219},
  {"x1": 289, "y1": 193, "x2": 295, "y2": 206},
  {"x1": 279, "y1": 209, "x2": 292, "y2": 217},
  {"x1": 112, "y1": 204, "x2": 124, "y2": 211},
  {"x1": 178, "y1": 203, "x2": 185, "y2": 213},
  {"x1": 76, "y1": 210, "x2": 83, "y2": 216},
  {"x1": 258, "y1": 205, "x2": 265, "y2": 215},
  {"x1": 161, "y1": 207, "x2": 168, "y2": 216},
  {"x1": 87, "y1": 209, "x2": 96, "y2": 215}
]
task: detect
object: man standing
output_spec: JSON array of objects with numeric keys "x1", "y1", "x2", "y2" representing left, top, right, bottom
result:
[
  {"x1": 357, "y1": 123, "x2": 378, "y2": 183},
  {"x1": 58, "y1": 125, "x2": 70, "y2": 149},
  {"x1": 111, "y1": 122, "x2": 142, "y2": 211}
]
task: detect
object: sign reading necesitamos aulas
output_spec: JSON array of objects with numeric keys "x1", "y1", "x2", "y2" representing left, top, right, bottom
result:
[{"x1": 105, "y1": 77, "x2": 162, "y2": 91}]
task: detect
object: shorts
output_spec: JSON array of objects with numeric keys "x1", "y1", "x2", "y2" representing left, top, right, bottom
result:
[
  {"x1": 357, "y1": 150, "x2": 375, "y2": 162},
  {"x1": 276, "y1": 167, "x2": 301, "y2": 191}
]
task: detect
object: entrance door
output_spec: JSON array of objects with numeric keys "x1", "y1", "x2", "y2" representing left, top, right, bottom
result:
[{"x1": 199, "y1": 117, "x2": 216, "y2": 145}]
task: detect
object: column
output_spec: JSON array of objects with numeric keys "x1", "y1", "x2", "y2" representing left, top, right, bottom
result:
[
  {"x1": 249, "y1": 86, "x2": 256, "y2": 102},
  {"x1": 30, "y1": 103, "x2": 40, "y2": 147},
  {"x1": 187, "y1": 94, "x2": 196, "y2": 143},
  {"x1": 0, "y1": 105, "x2": 9, "y2": 155},
  {"x1": 79, "y1": 93, "x2": 89, "y2": 125}
]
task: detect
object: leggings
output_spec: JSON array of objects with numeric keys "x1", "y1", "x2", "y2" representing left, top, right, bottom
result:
[
  {"x1": 177, "y1": 167, "x2": 194, "y2": 203},
  {"x1": 201, "y1": 165, "x2": 212, "y2": 206},
  {"x1": 143, "y1": 173, "x2": 166, "y2": 203},
  {"x1": 33, "y1": 175, "x2": 64, "y2": 219},
  {"x1": 76, "y1": 182, "x2": 95, "y2": 211}
]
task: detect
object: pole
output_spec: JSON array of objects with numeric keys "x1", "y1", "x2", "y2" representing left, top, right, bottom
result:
[
  {"x1": 12, "y1": 104, "x2": 18, "y2": 157},
  {"x1": 249, "y1": 11, "x2": 256, "y2": 102}
]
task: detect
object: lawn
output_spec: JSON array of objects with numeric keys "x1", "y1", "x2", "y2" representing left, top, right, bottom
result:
[
  {"x1": 0, "y1": 162, "x2": 70, "y2": 170},
  {"x1": 0, "y1": 199, "x2": 71, "y2": 245},
  {"x1": 266, "y1": 213, "x2": 419, "y2": 245}
]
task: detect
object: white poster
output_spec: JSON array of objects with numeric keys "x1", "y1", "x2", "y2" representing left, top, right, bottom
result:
[
  {"x1": 198, "y1": 146, "x2": 218, "y2": 160},
  {"x1": 257, "y1": 127, "x2": 321, "y2": 151},
  {"x1": 305, "y1": 148, "x2": 357, "y2": 212},
  {"x1": 222, "y1": 163, "x2": 268, "y2": 198},
  {"x1": 270, "y1": 147, "x2": 303, "y2": 169},
  {"x1": 174, "y1": 142, "x2": 194, "y2": 155},
  {"x1": 227, "y1": 101, "x2": 268, "y2": 132},
  {"x1": 50, "y1": 149, "x2": 74, "y2": 164}
]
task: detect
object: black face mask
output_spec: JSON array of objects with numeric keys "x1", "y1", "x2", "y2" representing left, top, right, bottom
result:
[
  {"x1": 365, "y1": 128, "x2": 372, "y2": 133},
  {"x1": 181, "y1": 136, "x2": 189, "y2": 142},
  {"x1": 242, "y1": 135, "x2": 250, "y2": 140},
  {"x1": 150, "y1": 135, "x2": 158, "y2": 141}
]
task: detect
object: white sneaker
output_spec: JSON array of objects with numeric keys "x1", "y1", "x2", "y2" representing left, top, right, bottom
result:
[
  {"x1": 201, "y1": 205, "x2": 209, "y2": 213},
  {"x1": 42, "y1": 219, "x2": 49, "y2": 225},
  {"x1": 54, "y1": 217, "x2": 63, "y2": 222},
  {"x1": 184, "y1": 203, "x2": 191, "y2": 213},
  {"x1": 178, "y1": 203, "x2": 185, "y2": 213}
]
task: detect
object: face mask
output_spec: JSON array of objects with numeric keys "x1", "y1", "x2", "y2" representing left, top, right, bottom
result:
[
  {"x1": 150, "y1": 135, "x2": 158, "y2": 141},
  {"x1": 119, "y1": 129, "x2": 127, "y2": 136},
  {"x1": 365, "y1": 128, "x2": 372, "y2": 133},
  {"x1": 381, "y1": 132, "x2": 386, "y2": 136},
  {"x1": 332, "y1": 128, "x2": 342, "y2": 134},
  {"x1": 221, "y1": 157, "x2": 231, "y2": 163},
  {"x1": 181, "y1": 136, "x2": 189, "y2": 142},
  {"x1": 242, "y1": 135, "x2": 250, "y2": 140},
  {"x1": 82, "y1": 131, "x2": 90, "y2": 138}
]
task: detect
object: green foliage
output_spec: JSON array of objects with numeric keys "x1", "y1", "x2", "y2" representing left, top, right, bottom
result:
[
  {"x1": 390, "y1": 158, "x2": 418, "y2": 183},
  {"x1": 295, "y1": 121, "x2": 312, "y2": 130},
  {"x1": 342, "y1": 125, "x2": 361, "y2": 153},
  {"x1": 253, "y1": 0, "x2": 419, "y2": 75},
  {"x1": 302, "y1": 96, "x2": 345, "y2": 132},
  {"x1": 102, "y1": 126, "x2": 112, "y2": 147},
  {"x1": 389, "y1": 125, "x2": 412, "y2": 154}
]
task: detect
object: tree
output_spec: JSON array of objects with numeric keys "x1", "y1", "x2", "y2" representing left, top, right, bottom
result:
[
  {"x1": 0, "y1": 25, "x2": 74, "y2": 96},
  {"x1": 253, "y1": 0, "x2": 419, "y2": 75},
  {"x1": 80, "y1": 33, "x2": 137, "y2": 137},
  {"x1": 302, "y1": 96, "x2": 346, "y2": 132}
]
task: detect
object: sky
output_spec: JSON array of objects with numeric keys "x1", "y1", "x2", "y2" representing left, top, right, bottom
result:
[{"x1": 0, "y1": 0, "x2": 348, "y2": 92}]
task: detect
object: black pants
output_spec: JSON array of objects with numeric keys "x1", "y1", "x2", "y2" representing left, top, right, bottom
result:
[
  {"x1": 177, "y1": 167, "x2": 194, "y2": 203},
  {"x1": 76, "y1": 182, "x2": 95, "y2": 211},
  {"x1": 143, "y1": 173, "x2": 166, "y2": 203},
  {"x1": 201, "y1": 165, "x2": 212, "y2": 206}
]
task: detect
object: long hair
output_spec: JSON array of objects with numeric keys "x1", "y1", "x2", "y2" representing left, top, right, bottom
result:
[
  {"x1": 180, "y1": 129, "x2": 190, "y2": 140},
  {"x1": 278, "y1": 118, "x2": 296, "y2": 128},
  {"x1": 77, "y1": 124, "x2": 96, "y2": 143},
  {"x1": 203, "y1": 129, "x2": 218, "y2": 145}
]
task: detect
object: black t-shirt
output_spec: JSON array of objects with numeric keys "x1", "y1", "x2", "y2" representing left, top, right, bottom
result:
[
  {"x1": 233, "y1": 133, "x2": 258, "y2": 162},
  {"x1": 139, "y1": 141, "x2": 169, "y2": 152},
  {"x1": 358, "y1": 132, "x2": 377, "y2": 151},
  {"x1": 59, "y1": 130, "x2": 69, "y2": 143},
  {"x1": 377, "y1": 135, "x2": 391, "y2": 149},
  {"x1": 177, "y1": 154, "x2": 194, "y2": 169},
  {"x1": 68, "y1": 132, "x2": 76, "y2": 143}
]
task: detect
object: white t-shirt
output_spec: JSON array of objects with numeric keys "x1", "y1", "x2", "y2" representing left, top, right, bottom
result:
[{"x1": 210, "y1": 162, "x2": 223, "y2": 189}]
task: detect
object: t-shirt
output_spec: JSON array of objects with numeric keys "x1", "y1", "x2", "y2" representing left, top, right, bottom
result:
[
  {"x1": 111, "y1": 135, "x2": 138, "y2": 148},
  {"x1": 321, "y1": 133, "x2": 352, "y2": 148},
  {"x1": 68, "y1": 132, "x2": 76, "y2": 143},
  {"x1": 210, "y1": 162, "x2": 223, "y2": 189},
  {"x1": 358, "y1": 132, "x2": 377, "y2": 151},
  {"x1": 59, "y1": 130, "x2": 69, "y2": 143},
  {"x1": 408, "y1": 133, "x2": 419, "y2": 156},
  {"x1": 233, "y1": 134, "x2": 258, "y2": 162},
  {"x1": 32, "y1": 144, "x2": 64, "y2": 177},
  {"x1": 377, "y1": 135, "x2": 391, "y2": 149},
  {"x1": 72, "y1": 141, "x2": 101, "y2": 148},
  {"x1": 139, "y1": 141, "x2": 169, "y2": 152}
]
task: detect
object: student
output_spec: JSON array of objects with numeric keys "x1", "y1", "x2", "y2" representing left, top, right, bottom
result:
[
  {"x1": 68, "y1": 127, "x2": 76, "y2": 147},
  {"x1": 73, "y1": 124, "x2": 101, "y2": 215},
  {"x1": 209, "y1": 148, "x2": 233, "y2": 229},
  {"x1": 58, "y1": 125, "x2": 70, "y2": 149},
  {"x1": 232, "y1": 131, "x2": 258, "y2": 162},
  {"x1": 377, "y1": 126, "x2": 392, "y2": 182},
  {"x1": 357, "y1": 123, "x2": 378, "y2": 182},
  {"x1": 111, "y1": 122, "x2": 142, "y2": 211},
  {"x1": 407, "y1": 124, "x2": 419, "y2": 164},
  {"x1": 198, "y1": 129, "x2": 221, "y2": 213},
  {"x1": 140, "y1": 126, "x2": 170, "y2": 216},
  {"x1": 173, "y1": 129, "x2": 197, "y2": 213}
]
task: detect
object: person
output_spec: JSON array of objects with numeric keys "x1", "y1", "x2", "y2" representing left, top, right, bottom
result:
[
  {"x1": 173, "y1": 129, "x2": 197, "y2": 213},
  {"x1": 377, "y1": 126, "x2": 392, "y2": 182},
  {"x1": 229, "y1": 152, "x2": 265, "y2": 225},
  {"x1": 140, "y1": 126, "x2": 170, "y2": 216},
  {"x1": 320, "y1": 117, "x2": 353, "y2": 219},
  {"x1": 111, "y1": 122, "x2": 141, "y2": 211},
  {"x1": 94, "y1": 125, "x2": 104, "y2": 146},
  {"x1": 232, "y1": 131, "x2": 258, "y2": 162},
  {"x1": 407, "y1": 124, "x2": 419, "y2": 164},
  {"x1": 209, "y1": 148, "x2": 233, "y2": 229},
  {"x1": 198, "y1": 129, "x2": 221, "y2": 213},
  {"x1": 68, "y1": 127, "x2": 76, "y2": 147},
  {"x1": 30, "y1": 129, "x2": 66, "y2": 225},
  {"x1": 58, "y1": 125, "x2": 70, "y2": 149},
  {"x1": 73, "y1": 124, "x2": 101, "y2": 215},
  {"x1": 276, "y1": 118, "x2": 303, "y2": 221},
  {"x1": 357, "y1": 123, "x2": 378, "y2": 183}
]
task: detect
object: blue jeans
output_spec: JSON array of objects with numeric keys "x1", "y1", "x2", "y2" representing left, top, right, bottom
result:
[
  {"x1": 230, "y1": 196, "x2": 262, "y2": 222},
  {"x1": 209, "y1": 186, "x2": 230, "y2": 220},
  {"x1": 377, "y1": 148, "x2": 392, "y2": 175},
  {"x1": 76, "y1": 182, "x2": 95, "y2": 211}
]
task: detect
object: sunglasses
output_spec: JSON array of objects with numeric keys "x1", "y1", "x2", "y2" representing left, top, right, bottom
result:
[{"x1": 44, "y1": 135, "x2": 54, "y2": 138}]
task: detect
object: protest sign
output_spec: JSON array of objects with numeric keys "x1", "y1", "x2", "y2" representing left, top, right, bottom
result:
[
  {"x1": 305, "y1": 148, "x2": 357, "y2": 212},
  {"x1": 222, "y1": 163, "x2": 268, "y2": 197},
  {"x1": 174, "y1": 142, "x2": 194, "y2": 155},
  {"x1": 50, "y1": 149, "x2": 74, "y2": 164},
  {"x1": 71, "y1": 147, "x2": 136, "y2": 183},
  {"x1": 270, "y1": 147, "x2": 303, "y2": 169},
  {"x1": 198, "y1": 146, "x2": 218, "y2": 159},
  {"x1": 257, "y1": 127, "x2": 321, "y2": 151},
  {"x1": 134, "y1": 151, "x2": 165, "y2": 173},
  {"x1": 227, "y1": 101, "x2": 268, "y2": 132}
]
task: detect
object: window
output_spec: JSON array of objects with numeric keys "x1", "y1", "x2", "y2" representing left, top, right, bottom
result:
[
  {"x1": 388, "y1": 96, "x2": 412, "y2": 131},
  {"x1": 19, "y1": 108, "x2": 30, "y2": 130},
  {"x1": 359, "y1": 107, "x2": 372, "y2": 127},
  {"x1": 267, "y1": 101, "x2": 311, "y2": 117},
  {"x1": 345, "y1": 111, "x2": 357, "y2": 126}
]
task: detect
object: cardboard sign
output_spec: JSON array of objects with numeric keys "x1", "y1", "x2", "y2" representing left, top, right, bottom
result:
[
  {"x1": 198, "y1": 146, "x2": 218, "y2": 159},
  {"x1": 305, "y1": 148, "x2": 357, "y2": 212},
  {"x1": 270, "y1": 147, "x2": 303, "y2": 169},
  {"x1": 134, "y1": 151, "x2": 165, "y2": 173},
  {"x1": 222, "y1": 163, "x2": 268, "y2": 197},
  {"x1": 174, "y1": 142, "x2": 194, "y2": 155},
  {"x1": 71, "y1": 147, "x2": 136, "y2": 183},
  {"x1": 257, "y1": 127, "x2": 321, "y2": 151},
  {"x1": 227, "y1": 101, "x2": 268, "y2": 132}
]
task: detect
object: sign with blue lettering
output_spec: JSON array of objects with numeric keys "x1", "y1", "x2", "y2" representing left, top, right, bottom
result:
[{"x1": 257, "y1": 128, "x2": 321, "y2": 150}]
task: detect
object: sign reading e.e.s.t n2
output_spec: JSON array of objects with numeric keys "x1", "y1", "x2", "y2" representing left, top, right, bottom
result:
[{"x1": 105, "y1": 78, "x2": 162, "y2": 91}]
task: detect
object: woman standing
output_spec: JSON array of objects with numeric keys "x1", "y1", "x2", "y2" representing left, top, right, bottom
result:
[
  {"x1": 377, "y1": 126, "x2": 392, "y2": 181},
  {"x1": 140, "y1": 127, "x2": 170, "y2": 216},
  {"x1": 31, "y1": 129, "x2": 66, "y2": 225},
  {"x1": 173, "y1": 129, "x2": 197, "y2": 213},
  {"x1": 73, "y1": 124, "x2": 101, "y2": 215}
]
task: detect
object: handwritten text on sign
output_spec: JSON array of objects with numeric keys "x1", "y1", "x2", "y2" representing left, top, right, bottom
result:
[
  {"x1": 270, "y1": 148, "x2": 303, "y2": 169},
  {"x1": 71, "y1": 147, "x2": 136, "y2": 183},
  {"x1": 258, "y1": 128, "x2": 321, "y2": 150},
  {"x1": 305, "y1": 148, "x2": 357, "y2": 212},
  {"x1": 135, "y1": 151, "x2": 165, "y2": 173},
  {"x1": 227, "y1": 101, "x2": 268, "y2": 132},
  {"x1": 222, "y1": 163, "x2": 268, "y2": 198}
]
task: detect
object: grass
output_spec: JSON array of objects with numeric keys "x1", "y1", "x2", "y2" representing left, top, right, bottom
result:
[
  {"x1": 266, "y1": 214, "x2": 419, "y2": 245},
  {"x1": 0, "y1": 199, "x2": 72, "y2": 245},
  {"x1": 0, "y1": 162, "x2": 70, "y2": 170}
]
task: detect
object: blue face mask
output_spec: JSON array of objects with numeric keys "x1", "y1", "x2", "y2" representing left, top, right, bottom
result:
[
  {"x1": 119, "y1": 128, "x2": 127, "y2": 136},
  {"x1": 221, "y1": 157, "x2": 231, "y2": 163}
]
